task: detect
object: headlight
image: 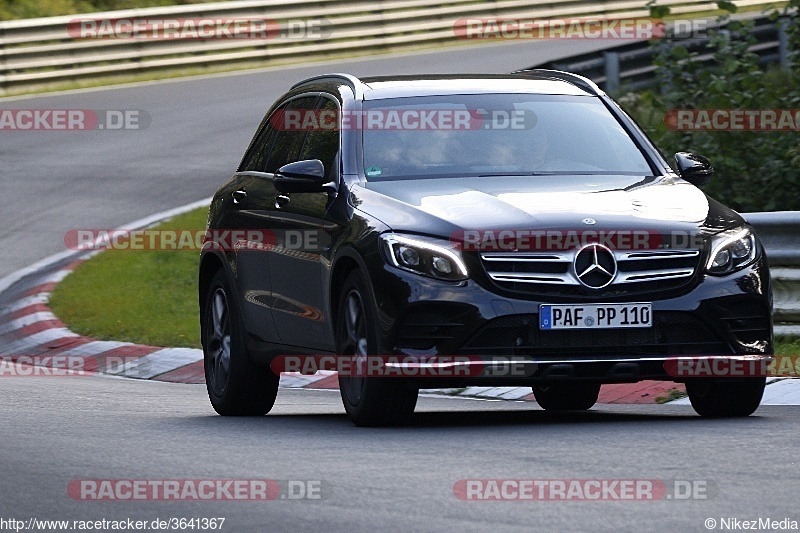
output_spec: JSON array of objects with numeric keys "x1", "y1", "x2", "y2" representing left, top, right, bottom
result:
[
  {"x1": 380, "y1": 233, "x2": 468, "y2": 281},
  {"x1": 706, "y1": 227, "x2": 758, "y2": 275}
]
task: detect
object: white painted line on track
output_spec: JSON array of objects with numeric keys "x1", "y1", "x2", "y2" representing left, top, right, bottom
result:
[{"x1": 0, "y1": 198, "x2": 211, "y2": 297}]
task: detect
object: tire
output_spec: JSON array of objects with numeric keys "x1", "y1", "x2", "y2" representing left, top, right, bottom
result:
[
  {"x1": 337, "y1": 270, "x2": 418, "y2": 427},
  {"x1": 686, "y1": 377, "x2": 765, "y2": 417},
  {"x1": 201, "y1": 269, "x2": 279, "y2": 416},
  {"x1": 532, "y1": 382, "x2": 601, "y2": 411}
]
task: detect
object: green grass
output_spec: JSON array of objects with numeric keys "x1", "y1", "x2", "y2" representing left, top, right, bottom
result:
[
  {"x1": 775, "y1": 336, "x2": 800, "y2": 356},
  {"x1": 655, "y1": 388, "x2": 687, "y2": 404},
  {"x1": 48, "y1": 207, "x2": 207, "y2": 348}
]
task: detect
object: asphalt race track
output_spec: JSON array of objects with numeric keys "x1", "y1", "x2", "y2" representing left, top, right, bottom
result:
[
  {"x1": 1, "y1": 379, "x2": 799, "y2": 532},
  {"x1": 2, "y1": 38, "x2": 799, "y2": 532}
]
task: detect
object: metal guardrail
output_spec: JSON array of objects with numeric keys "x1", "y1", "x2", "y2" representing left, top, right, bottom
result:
[
  {"x1": 743, "y1": 212, "x2": 800, "y2": 332},
  {"x1": 531, "y1": 12, "x2": 792, "y2": 93},
  {"x1": 744, "y1": 212, "x2": 800, "y2": 267},
  {"x1": 0, "y1": 0, "x2": 786, "y2": 94}
]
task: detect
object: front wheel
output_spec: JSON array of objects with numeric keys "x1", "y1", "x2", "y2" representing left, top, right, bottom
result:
[
  {"x1": 201, "y1": 269, "x2": 279, "y2": 416},
  {"x1": 337, "y1": 270, "x2": 418, "y2": 427},
  {"x1": 686, "y1": 378, "x2": 765, "y2": 417},
  {"x1": 532, "y1": 382, "x2": 601, "y2": 411}
]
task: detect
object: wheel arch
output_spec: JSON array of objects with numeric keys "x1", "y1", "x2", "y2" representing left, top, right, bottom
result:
[
  {"x1": 199, "y1": 251, "x2": 226, "y2": 312},
  {"x1": 329, "y1": 240, "x2": 387, "y2": 326},
  {"x1": 329, "y1": 252, "x2": 363, "y2": 329}
]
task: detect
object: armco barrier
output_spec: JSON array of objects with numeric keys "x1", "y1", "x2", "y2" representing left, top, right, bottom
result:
[
  {"x1": 745, "y1": 211, "x2": 800, "y2": 268},
  {"x1": 0, "y1": 0, "x2": 786, "y2": 94},
  {"x1": 745, "y1": 212, "x2": 800, "y2": 334}
]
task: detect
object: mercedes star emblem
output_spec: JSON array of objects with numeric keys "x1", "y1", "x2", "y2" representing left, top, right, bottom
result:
[{"x1": 574, "y1": 243, "x2": 617, "y2": 289}]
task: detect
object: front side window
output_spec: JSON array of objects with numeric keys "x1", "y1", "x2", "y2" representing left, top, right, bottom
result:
[
  {"x1": 239, "y1": 111, "x2": 279, "y2": 172},
  {"x1": 297, "y1": 97, "x2": 340, "y2": 179},
  {"x1": 264, "y1": 96, "x2": 318, "y2": 173}
]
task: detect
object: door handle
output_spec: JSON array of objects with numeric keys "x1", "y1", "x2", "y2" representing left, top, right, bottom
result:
[
  {"x1": 232, "y1": 189, "x2": 247, "y2": 204},
  {"x1": 275, "y1": 194, "x2": 290, "y2": 209}
]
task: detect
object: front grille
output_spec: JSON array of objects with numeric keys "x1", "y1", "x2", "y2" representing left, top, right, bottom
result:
[
  {"x1": 481, "y1": 249, "x2": 701, "y2": 296},
  {"x1": 460, "y1": 312, "x2": 730, "y2": 357}
]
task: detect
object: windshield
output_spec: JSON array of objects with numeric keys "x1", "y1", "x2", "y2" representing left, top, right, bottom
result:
[{"x1": 361, "y1": 94, "x2": 653, "y2": 180}]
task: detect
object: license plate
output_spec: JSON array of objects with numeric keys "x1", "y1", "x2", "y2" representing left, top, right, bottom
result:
[{"x1": 539, "y1": 303, "x2": 652, "y2": 330}]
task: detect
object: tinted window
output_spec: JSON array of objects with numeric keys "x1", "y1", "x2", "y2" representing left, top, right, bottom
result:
[
  {"x1": 298, "y1": 97, "x2": 340, "y2": 179},
  {"x1": 239, "y1": 106, "x2": 281, "y2": 172},
  {"x1": 361, "y1": 94, "x2": 652, "y2": 180},
  {"x1": 265, "y1": 96, "x2": 317, "y2": 173}
]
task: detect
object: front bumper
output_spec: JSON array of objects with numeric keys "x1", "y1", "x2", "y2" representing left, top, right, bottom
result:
[{"x1": 367, "y1": 252, "x2": 773, "y2": 387}]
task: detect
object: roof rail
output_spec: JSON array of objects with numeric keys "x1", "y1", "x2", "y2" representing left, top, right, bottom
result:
[
  {"x1": 511, "y1": 68, "x2": 602, "y2": 96},
  {"x1": 291, "y1": 73, "x2": 363, "y2": 99}
]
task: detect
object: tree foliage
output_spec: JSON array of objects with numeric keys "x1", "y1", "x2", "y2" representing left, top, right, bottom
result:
[{"x1": 619, "y1": 1, "x2": 800, "y2": 211}]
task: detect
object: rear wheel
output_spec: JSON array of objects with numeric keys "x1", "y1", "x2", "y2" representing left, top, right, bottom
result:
[
  {"x1": 337, "y1": 270, "x2": 418, "y2": 427},
  {"x1": 532, "y1": 382, "x2": 601, "y2": 411},
  {"x1": 201, "y1": 269, "x2": 278, "y2": 416},
  {"x1": 686, "y1": 378, "x2": 765, "y2": 417}
]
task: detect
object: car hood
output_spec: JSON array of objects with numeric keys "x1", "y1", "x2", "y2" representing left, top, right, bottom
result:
[{"x1": 354, "y1": 174, "x2": 744, "y2": 237}]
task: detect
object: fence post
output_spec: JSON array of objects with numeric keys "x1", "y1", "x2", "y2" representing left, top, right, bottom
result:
[
  {"x1": 778, "y1": 17, "x2": 790, "y2": 70},
  {"x1": 603, "y1": 51, "x2": 619, "y2": 94}
]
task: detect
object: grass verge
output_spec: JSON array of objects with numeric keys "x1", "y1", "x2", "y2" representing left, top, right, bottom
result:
[{"x1": 47, "y1": 207, "x2": 207, "y2": 348}]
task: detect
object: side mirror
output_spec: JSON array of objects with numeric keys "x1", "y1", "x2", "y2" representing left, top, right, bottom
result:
[
  {"x1": 274, "y1": 159, "x2": 332, "y2": 193},
  {"x1": 674, "y1": 152, "x2": 713, "y2": 186}
]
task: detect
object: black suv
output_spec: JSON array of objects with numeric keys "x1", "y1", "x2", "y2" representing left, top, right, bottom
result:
[{"x1": 199, "y1": 72, "x2": 772, "y2": 425}]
